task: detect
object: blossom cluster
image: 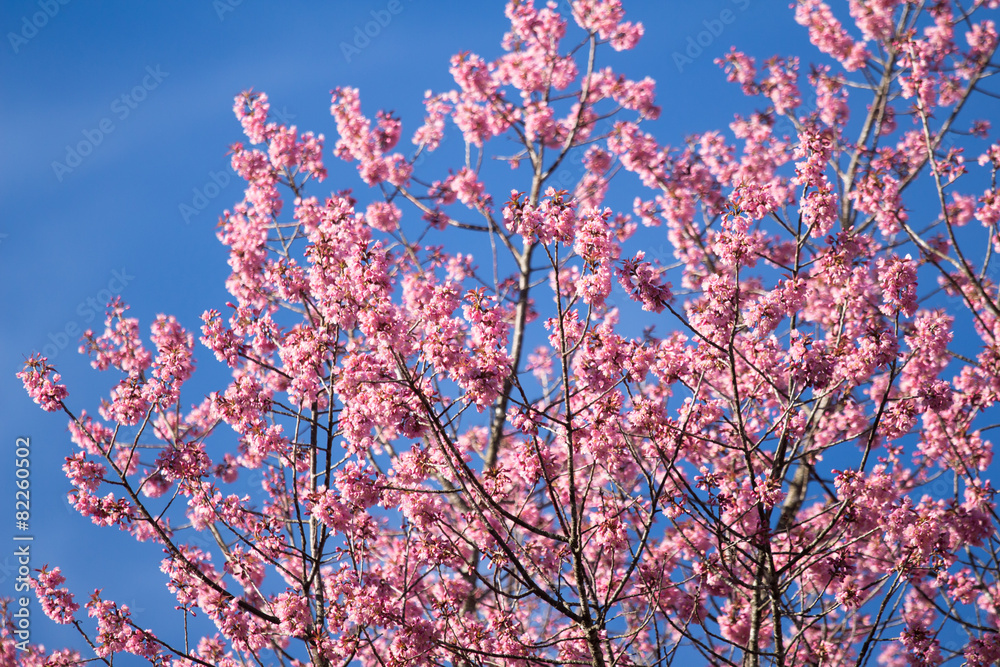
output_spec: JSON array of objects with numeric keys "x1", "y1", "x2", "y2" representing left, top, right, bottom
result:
[{"x1": 12, "y1": 1, "x2": 1000, "y2": 665}]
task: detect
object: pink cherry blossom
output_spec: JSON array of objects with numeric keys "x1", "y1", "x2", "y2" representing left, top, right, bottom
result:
[{"x1": 14, "y1": 2, "x2": 1000, "y2": 665}]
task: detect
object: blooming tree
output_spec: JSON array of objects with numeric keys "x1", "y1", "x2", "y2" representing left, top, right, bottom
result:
[{"x1": 11, "y1": 0, "x2": 1000, "y2": 665}]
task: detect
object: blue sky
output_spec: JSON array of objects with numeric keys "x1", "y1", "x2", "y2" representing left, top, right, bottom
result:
[{"x1": 0, "y1": 0, "x2": 928, "y2": 661}]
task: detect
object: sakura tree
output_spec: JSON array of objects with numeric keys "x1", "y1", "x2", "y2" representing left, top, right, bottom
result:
[{"x1": 11, "y1": 0, "x2": 1000, "y2": 665}]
